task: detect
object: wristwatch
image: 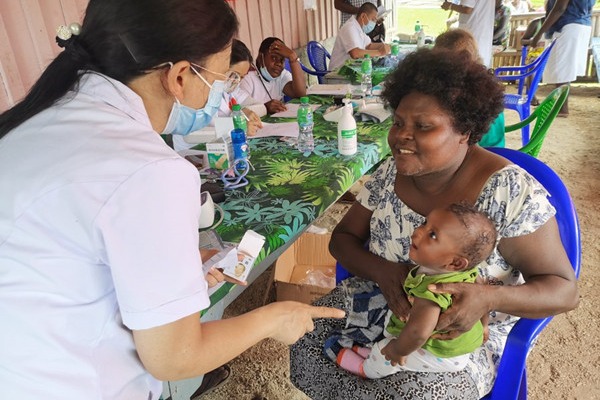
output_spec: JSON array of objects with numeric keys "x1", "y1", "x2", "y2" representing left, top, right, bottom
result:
[{"x1": 289, "y1": 55, "x2": 300, "y2": 63}]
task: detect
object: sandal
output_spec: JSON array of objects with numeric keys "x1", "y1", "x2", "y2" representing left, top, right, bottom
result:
[{"x1": 190, "y1": 364, "x2": 231, "y2": 398}]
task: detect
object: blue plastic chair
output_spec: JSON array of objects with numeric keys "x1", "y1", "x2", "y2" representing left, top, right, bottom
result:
[
  {"x1": 299, "y1": 59, "x2": 330, "y2": 83},
  {"x1": 494, "y1": 41, "x2": 556, "y2": 146},
  {"x1": 306, "y1": 40, "x2": 332, "y2": 84},
  {"x1": 482, "y1": 147, "x2": 581, "y2": 400},
  {"x1": 335, "y1": 147, "x2": 581, "y2": 400}
]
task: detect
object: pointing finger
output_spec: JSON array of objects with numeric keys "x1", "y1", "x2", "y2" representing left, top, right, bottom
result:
[{"x1": 308, "y1": 306, "x2": 346, "y2": 320}]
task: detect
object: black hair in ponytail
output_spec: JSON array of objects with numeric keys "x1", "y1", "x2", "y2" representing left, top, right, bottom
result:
[{"x1": 0, "y1": 0, "x2": 238, "y2": 139}]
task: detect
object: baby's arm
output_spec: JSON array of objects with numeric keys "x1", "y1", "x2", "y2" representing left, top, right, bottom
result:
[{"x1": 380, "y1": 297, "x2": 440, "y2": 366}]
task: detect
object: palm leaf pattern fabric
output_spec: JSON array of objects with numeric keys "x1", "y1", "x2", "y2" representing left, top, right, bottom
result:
[{"x1": 204, "y1": 95, "x2": 391, "y2": 305}]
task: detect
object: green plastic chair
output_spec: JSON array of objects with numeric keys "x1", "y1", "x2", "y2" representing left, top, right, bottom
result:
[{"x1": 504, "y1": 85, "x2": 570, "y2": 158}]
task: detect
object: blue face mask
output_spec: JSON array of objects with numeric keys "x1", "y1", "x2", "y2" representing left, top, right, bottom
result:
[
  {"x1": 161, "y1": 79, "x2": 225, "y2": 136},
  {"x1": 363, "y1": 20, "x2": 376, "y2": 34},
  {"x1": 259, "y1": 54, "x2": 276, "y2": 82}
]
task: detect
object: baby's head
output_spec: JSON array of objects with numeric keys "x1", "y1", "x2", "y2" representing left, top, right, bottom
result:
[
  {"x1": 434, "y1": 28, "x2": 481, "y2": 63},
  {"x1": 409, "y1": 203, "x2": 497, "y2": 272}
]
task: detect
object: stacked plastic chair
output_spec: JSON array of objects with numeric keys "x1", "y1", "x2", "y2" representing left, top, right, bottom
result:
[
  {"x1": 494, "y1": 40, "x2": 556, "y2": 146},
  {"x1": 504, "y1": 84, "x2": 570, "y2": 157}
]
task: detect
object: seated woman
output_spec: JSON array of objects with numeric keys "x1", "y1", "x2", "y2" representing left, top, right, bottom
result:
[
  {"x1": 237, "y1": 37, "x2": 306, "y2": 115},
  {"x1": 173, "y1": 39, "x2": 264, "y2": 151},
  {"x1": 290, "y1": 48, "x2": 578, "y2": 399},
  {"x1": 434, "y1": 28, "x2": 505, "y2": 148},
  {"x1": 329, "y1": 2, "x2": 390, "y2": 70}
]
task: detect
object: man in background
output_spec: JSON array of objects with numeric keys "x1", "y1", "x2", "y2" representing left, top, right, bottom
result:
[
  {"x1": 330, "y1": 2, "x2": 390, "y2": 70},
  {"x1": 335, "y1": 0, "x2": 386, "y2": 42}
]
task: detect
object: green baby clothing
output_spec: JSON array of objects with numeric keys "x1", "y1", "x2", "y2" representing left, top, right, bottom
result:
[{"x1": 386, "y1": 266, "x2": 484, "y2": 358}]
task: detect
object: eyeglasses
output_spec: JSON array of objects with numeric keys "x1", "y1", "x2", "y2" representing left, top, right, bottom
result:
[
  {"x1": 151, "y1": 61, "x2": 241, "y2": 94},
  {"x1": 190, "y1": 63, "x2": 240, "y2": 94},
  {"x1": 220, "y1": 158, "x2": 254, "y2": 190}
]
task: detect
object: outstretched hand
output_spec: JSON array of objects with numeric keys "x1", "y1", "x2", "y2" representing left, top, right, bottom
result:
[
  {"x1": 266, "y1": 301, "x2": 346, "y2": 345},
  {"x1": 428, "y1": 281, "x2": 490, "y2": 339}
]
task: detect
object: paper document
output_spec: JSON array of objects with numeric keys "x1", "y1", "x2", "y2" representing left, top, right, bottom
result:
[
  {"x1": 307, "y1": 84, "x2": 351, "y2": 96},
  {"x1": 253, "y1": 122, "x2": 299, "y2": 138},
  {"x1": 271, "y1": 103, "x2": 320, "y2": 118}
]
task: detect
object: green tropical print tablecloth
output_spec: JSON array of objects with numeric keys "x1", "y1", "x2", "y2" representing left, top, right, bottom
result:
[
  {"x1": 203, "y1": 95, "x2": 392, "y2": 307},
  {"x1": 337, "y1": 63, "x2": 392, "y2": 87}
]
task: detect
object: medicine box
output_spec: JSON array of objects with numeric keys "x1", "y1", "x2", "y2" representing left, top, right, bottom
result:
[
  {"x1": 206, "y1": 137, "x2": 233, "y2": 170},
  {"x1": 274, "y1": 232, "x2": 336, "y2": 304}
]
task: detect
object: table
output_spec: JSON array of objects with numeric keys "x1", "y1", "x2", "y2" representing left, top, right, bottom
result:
[
  {"x1": 163, "y1": 95, "x2": 392, "y2": 399},
  {"x1": 324, "y1": 45, "x2": 417, "y2": 86}
]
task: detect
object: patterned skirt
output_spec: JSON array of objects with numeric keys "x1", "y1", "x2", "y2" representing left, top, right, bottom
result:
[{"x1": 290, "y1": 277, "x2": 512, "y2": 400}]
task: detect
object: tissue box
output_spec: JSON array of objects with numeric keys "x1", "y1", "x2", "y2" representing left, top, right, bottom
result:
[
  {"x1": 206, "y1": 137, "x2": 233, "y2": 170},
  {"x1": 274, "y1": 233, "x2": 336, "y2": 304}
]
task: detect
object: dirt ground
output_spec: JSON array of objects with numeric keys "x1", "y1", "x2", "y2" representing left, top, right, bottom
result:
[{"x1": 202, "y1": 83, "x2": 600, "y2": 400}]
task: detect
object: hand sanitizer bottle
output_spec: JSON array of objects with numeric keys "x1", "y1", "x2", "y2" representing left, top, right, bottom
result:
[{"x1": 337, "y1": 100, "x2": 357, "y2": 156}]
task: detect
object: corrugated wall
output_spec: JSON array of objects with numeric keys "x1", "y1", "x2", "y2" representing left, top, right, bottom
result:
[
  {"x1": 230, "y1": 0, "x2": 398, "y2": 57},
  {"x1": 0, "y1": 0, "x2": 398, "y2": 111},
  {"x1": 0, "y1": 0, "x2": 87, "y2": 111}
]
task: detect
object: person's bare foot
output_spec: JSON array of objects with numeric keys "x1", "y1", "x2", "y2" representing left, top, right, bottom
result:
[{"x1": 557, "y1": 112, "x2": 569, "y2": 118}]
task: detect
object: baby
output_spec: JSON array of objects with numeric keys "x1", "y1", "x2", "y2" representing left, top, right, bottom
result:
[{"x1": 337, "y1": 203, "x2": 497, "y2": 378}]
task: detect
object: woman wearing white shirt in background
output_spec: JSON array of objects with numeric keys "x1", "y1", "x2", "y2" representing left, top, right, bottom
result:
[
  {"x1": 0, "y1": 1, "x2": 344, "y2": 399},
  {"x1": 329, "y1": 2, "x2": 390, "y2": 71},
  {"x1": 238, "y1": 37, "x2": 307, "y2": 115},
  {"x1": 173, "y1": 39, "x2": 264, "y2": 151}
]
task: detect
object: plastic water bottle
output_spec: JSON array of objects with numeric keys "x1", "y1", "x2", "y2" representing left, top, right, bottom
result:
[
  {"x1": 297, "y1": 97, "x2": 314, "y2": 153},
  {"x1": 231, "y1": 104, "x2": 247, "y2": 134},
  {"x1": 390, "y1": 40, "x2": 400, "y2": 67},
  {"x1": 415, "y1": 21, "x2": 425, "y2": 48},
  {"x1": 230, "y1": 128, "x2": 249, "y2": 161},
  {"x1": 337, "y1": 100, "x2": 357, "y2": 156},
  {"x1": 360, "y1": 55, "x2": 372, "y2": 98}
]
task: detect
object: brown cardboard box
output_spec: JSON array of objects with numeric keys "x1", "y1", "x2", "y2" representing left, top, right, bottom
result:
[{"x1": 274, "y1": 232, "x2": 336, "y2": 304}]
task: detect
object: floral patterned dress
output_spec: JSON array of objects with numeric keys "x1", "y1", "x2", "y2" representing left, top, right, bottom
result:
[{"x1": 290, "y1": 157, "x2": 555, "y2": 399}]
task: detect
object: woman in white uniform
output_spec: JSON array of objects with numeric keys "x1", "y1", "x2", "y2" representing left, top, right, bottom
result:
[
  {"x1": 329, "y1": 2, "x2": 390, "y2": 71},
  {"x1": 0, "y1": 1, "x2": 344, "y2": 399}
]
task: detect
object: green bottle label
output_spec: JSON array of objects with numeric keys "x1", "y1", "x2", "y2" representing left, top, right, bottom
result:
[{"x1": 341, "y1": 128, "x2": 356, "y2": 139}]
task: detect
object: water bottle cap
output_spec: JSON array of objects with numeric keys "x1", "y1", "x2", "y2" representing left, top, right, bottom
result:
[
  {"x1": 232, "y1": 104, "x2": 241, "y2": 111},
  {"x1": 364, "y1": 54, "x2": 370, "y2": 59},
  {"x1": 300, "y1": 96, "x2": 309, "y2": 104}
]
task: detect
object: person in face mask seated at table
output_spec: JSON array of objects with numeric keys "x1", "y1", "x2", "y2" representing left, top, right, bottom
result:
[
  {"x1": 329, "y1": 2, "x2": 391, "y2": 71},
  {"x1": 237, "y1": 37, "x2": 306, "y2": 115},
  {"x1": 172, "y1": 39, "x2": 264, "y2": 151}
]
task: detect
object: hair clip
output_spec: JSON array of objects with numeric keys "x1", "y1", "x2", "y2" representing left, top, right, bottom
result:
[{"x1": 56, "y1": 23, "x2": 82, "y2": 48}]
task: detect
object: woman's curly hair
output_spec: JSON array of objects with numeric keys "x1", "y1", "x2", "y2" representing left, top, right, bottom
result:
[{"x1": 381, "y1": 48, "x2": 505, "y2": 145}]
